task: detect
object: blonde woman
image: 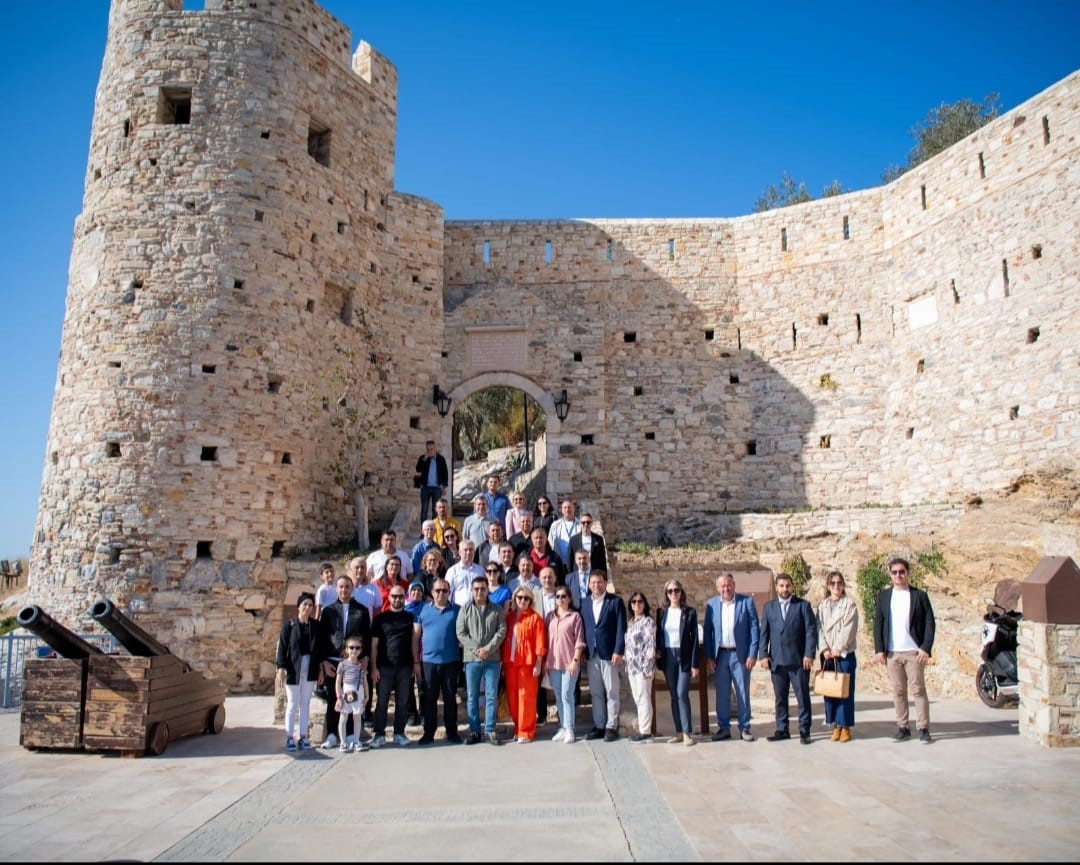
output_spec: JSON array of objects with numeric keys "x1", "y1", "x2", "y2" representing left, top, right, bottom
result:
[
  {"x1": 504, "y1": 491, "x2": 532, "y2": 539},
  {"x1": 816, "y1": 570, "x2": 859, "y2": 741}
]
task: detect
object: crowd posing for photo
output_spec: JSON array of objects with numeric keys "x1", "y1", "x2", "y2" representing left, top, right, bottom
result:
[{"x1": 278, "y1": 462, "x2": 936, "y2": 750}]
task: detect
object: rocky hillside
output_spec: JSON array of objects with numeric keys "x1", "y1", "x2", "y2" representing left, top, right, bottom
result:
[{"x1": 610, "y1": 468, "x2": 1080, "y2": 701}]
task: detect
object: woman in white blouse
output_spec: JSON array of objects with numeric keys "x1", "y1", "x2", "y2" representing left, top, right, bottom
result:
[
  {"x1": 657, "y1": 578, "x2": 699, "y2": 746},
  {"x1": 816, "y1": 570, "x2": 859, "y2": 741}
]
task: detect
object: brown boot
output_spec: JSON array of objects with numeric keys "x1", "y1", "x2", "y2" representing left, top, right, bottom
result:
[
  {"x1": 838, "y1": 727, "x2": 851, "y2": 742},
  {"x1": 830, "y1": 726, "x2": 842, "y2": 741}
]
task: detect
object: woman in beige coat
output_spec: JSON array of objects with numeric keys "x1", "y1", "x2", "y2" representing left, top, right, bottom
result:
[{"x1": 816, "y1": 571, "x2": 859, "y2": 741}]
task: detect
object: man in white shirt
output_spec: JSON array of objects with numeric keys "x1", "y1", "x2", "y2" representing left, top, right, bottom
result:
[
  {"x1": 446, "y1": 540, "x2": 485, "y2": 608},
  {"x1": 873, "y1": 556, "x2": 936, "y2": 743},
  {"x1": 366, "y1": 530, "x2": 413, "y2": 581}
]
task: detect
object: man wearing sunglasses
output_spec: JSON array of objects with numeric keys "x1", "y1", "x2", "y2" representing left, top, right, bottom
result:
[
  {"x1": 416, "y1": 578, "x2": 462, "y2": 745},
  {"x1": 455, "y1": 575, "x2": 507, "y2": 745},
  {"x1": 370, "y1": 587, "x2": 421, "y2": 747},
  {"x1": 873, "y1": 556, "x2": 936, "y2": 743}
]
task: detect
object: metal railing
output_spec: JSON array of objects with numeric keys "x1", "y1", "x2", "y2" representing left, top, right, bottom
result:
[{"x1": 0, "y1": 631, "x2": 117, "y2": 710}]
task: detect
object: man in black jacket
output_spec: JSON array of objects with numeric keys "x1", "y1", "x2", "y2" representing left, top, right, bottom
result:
[
  {"x1": 318, "y1": 575, "x2": 372, "y2": 749},
  {"x1": 415, "y1": 440, "x2": 449, "y2": 523},
  {"x1": 873, "y1": 557, "x2": 936, "y2": 743}
]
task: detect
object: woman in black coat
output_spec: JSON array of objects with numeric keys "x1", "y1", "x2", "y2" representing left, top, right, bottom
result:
[
  {"x1": 275, "y1": 591, "x2": 325, "y2": 751},
  {"x1": 657, "y1": 579, "x2": 700, "y2": 745}
]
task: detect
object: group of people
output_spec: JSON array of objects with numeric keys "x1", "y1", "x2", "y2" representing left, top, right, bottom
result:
[{"x1": 277, "y1": 458, "x2": 937, "y2": 750}]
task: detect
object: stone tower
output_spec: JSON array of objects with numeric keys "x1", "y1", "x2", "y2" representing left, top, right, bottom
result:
[{"x1": 30, "y1": 0, "x2": 445, "y2": 688}]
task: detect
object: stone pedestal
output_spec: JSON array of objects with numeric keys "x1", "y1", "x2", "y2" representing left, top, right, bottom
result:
[{"x1": 1018, "y1": 620, "x2": 1080, "y2": 747}]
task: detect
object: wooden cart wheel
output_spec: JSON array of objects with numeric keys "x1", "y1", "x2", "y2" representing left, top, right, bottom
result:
[
  {"x1": 147, "y1": 721, "x2": 170, "y2": 756},
  {"x1": 207, "y1": 704, "x2": 226, "y2": 734}
]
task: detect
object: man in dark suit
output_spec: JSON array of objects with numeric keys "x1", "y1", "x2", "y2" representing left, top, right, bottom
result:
[
  {"x1": 703, "y1": 573, "x2": 759, "y2": 741},
  {"x1": 873, "y1": 556, "x2": 936, "y2": 743},
  {"x1": 758, "y1": 573, "x2": 817, "y2": 744},
  {"x1": 568, "y1": 513, "x2": 608, "y2": 573},
  {"x1": 318, "y1": 575, "x2": 372, "y2": 749},
  {"x1": 581, "y1": 570, "x2": 626, "y2": 741}
]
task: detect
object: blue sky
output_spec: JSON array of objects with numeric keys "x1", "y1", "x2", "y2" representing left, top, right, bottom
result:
[{"x1": 1, "y1": 0, "x2": 1077, "y2": 558}]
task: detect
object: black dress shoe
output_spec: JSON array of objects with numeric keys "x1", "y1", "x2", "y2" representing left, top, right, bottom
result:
[
  {"x1": 711, "y1": 729, "x2": 732, "y2": 741},
  {"x1": 417, "y1": 735, "x2": 435, "y2": 746},
  {"x1": 766, "y1": 730, "x2": 791, "y2": 742},
  {"x1": 799, "y1": 731, "x2": 812, "y2": 745},
  {"x1": 445, "y1": 734, "x2": 464, "y2": 744},
  {"x1": 585, "y1": 727, "x2": 605, "y2": 740},
  {"x1": 465, "y1": 731, "x2": 482, "y2": 745},
  {"x1": 604, "y1": 728, "x2": 619, "y2": 742}
]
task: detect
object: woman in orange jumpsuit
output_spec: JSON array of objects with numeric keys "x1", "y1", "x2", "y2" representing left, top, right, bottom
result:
[{"x1": 503, "y1": 588, "x2": 547, "y2": 742}]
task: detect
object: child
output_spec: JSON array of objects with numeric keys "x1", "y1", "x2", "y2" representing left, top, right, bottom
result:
[
  {"x1": 314, "y1": 562, "x2": 337, "y2": 619},
  {"x1": 335, "y1": 639, "x2": 369, "y2": 752}
]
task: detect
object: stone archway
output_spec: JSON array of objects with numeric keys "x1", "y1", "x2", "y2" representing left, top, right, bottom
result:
[{"x1": 436, "y1": 372, "x2": 566, "y2": 509}]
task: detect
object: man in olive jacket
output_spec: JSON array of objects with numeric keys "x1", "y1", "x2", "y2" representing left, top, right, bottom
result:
[{"x1": 455, "y1": 575, "x2": 507, "y2": 745}]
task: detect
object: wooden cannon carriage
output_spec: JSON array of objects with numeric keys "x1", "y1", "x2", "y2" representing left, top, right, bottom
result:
[{"x1": 18, "y1": 600, "x2": 226, "y2": 755}]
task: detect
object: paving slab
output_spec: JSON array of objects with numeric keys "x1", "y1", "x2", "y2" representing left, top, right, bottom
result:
[{"x1": 1, "y1": 694, "x2": 1078, "y2": 861}]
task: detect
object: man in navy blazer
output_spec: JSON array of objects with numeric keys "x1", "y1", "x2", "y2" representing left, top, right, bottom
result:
[
  {"x1": 581, "y1": 570, "x2": 627, "y2": 741},
  {"x1": 758, "y1": 573, "x2": 817, "y2": 744},
  {"x1": 703, "y1": 573, "x2": 759, "y2": 741}
]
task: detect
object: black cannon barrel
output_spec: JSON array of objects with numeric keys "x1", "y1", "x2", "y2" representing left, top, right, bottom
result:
[
  {"x1": 90, "y1": 599, "x2": 172, "y2": 658},
  {"x1": 17, "y1": 605, "x2": 104, "y2": 659}
]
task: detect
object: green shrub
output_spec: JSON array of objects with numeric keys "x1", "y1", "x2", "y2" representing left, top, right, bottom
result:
[
  {"x1": 0, "y1": 616, "x2": 18, "y2": 636},
  {"x1": 781, "y1": 553, "x2": 812, "y2": 597},
  {"x1": 612, "y1": 541, "x2": 650, "y2": 555}
]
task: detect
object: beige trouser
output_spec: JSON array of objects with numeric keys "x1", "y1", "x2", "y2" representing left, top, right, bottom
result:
[
  {"x1": 887, "y1": 651, "x2": 930, "y2": 730},
  {"x1": 628, "y1": 671, "x2": 653, "y2": 735}
]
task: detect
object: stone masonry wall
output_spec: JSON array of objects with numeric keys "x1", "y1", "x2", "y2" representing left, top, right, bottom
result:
[
  {"x1": 1018, "y1": 621, "x2": 1080, "y2": 747},
  {"x1": 27, "y1": 0, "x2": 1078, "y2": 691}
]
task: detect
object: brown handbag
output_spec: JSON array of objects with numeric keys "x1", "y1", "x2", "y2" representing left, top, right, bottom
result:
[{"x1": 813, "y1": 660, "x2": 851, "y2": 698}]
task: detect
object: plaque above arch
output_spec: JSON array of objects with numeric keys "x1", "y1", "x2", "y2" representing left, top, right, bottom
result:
[{"x1": 465, "y1": 326, "x2": 528, "y2": 374}]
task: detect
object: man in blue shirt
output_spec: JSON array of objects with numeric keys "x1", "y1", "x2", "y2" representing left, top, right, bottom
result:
[
  {"x1": 482, "y1": 474, "x2": 510, "y2": 528},
  {"x1": 415, "y1": 578, "x2": 462, "y2": 745}
]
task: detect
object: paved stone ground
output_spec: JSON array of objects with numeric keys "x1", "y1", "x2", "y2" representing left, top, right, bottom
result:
[{"x1": 1, "y1": 695, "x2": 1078, "y2": 861}]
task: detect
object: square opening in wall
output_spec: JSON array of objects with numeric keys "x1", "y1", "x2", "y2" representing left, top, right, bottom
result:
[
  {"x1": 819, "y1": 435, "x2": 831, "y2": 449},
  {"x1": 271, "y1": 541, "x2": 285, "y2": 558},
  {"x1": 1027, "y1": 327, "x2": 1040, "y2": 343},
  {"x1": 573, "y1": 352, "x2": 582, "y2": 362},
  {"x1": 916, "y1": 359, "x2": 925, "y2": 373},
  {"x1": 905, "y1": 427, "x2": 914, "y2": 439},
  {"x1": 1031, "y1": 244, "x2": 1043, "y2": 259},
  {"x1": 281, "y1": 452, "x2": 292, "y2": 465},
  {"x1": 644, "y1": 432, "x2": 655, "y2": 441},
  {"x1": 729, "y1": 373, "x2": 740, "y2": 384},
  {"x1": 106, "y1": 442, "x2": 121, "y2": 458},
  {"x1": 1009, "y1": 406, "x2": 1020, "y2": 420},
  {"x1": 705, "y1": 329, "x2": 714, "y2": 340},
  {"x1": 746, "y1": 440, "x2": 757, "y2": 456},
  {"x1": 202, "y1": 364, "x2": 216, "y2": 374},
  {"x1": 409, "y1": 416, "x2": 420, "y2": 429},
  {"x1": 581, "y1": 434, "x2": 595, "y2": 445},
  {"x1": 305, "y1": 299, "x2": 315, "y2": 313},
  {"x1": 623, "y1": 332, "x2": 637, "y2": 343},
  {"x1": 817, "y1": 313, "x2": 829, "y2": 326},
  {"x1": 196, "y1": 541, "x2": 213, "y2": 559},
  {"x1": 267, "y1": 374, "x2": 282, "y2": 394},
  {"x1": 633, "y1": 386, "x2": 643, "y2": 396},
  {"x1": 200, "y1": 446, "x2": 218, "y2": 462},
  {"x1": 158, "y1": 86, "x2": 192, "y2": 124},
  {"x1": 308, "y1": 119, "x2": 331, "y2": 166}
]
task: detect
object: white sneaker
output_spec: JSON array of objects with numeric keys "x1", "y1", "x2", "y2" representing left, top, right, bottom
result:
[
  {"x1": 393, "y1": 733, "x2": 410, "y2": 747},
  {"x1": 563, "y1": 731, "x2": 575, "y2": 744},
  {"x1": 370, "y1": 735, "x2": 385, "y2": 748},
  {"x1": 552, "y1": 728, "x2": 566, "y2": 742},
  {"x1": 345, "y1": 735, "x2": 359, "y2": 750},
  {"x1": 339, "y1": 743, "x2": 349, "y2": 753},
  {"x1": 320, "y1": 733, "x2": 339, "y2": 749}
]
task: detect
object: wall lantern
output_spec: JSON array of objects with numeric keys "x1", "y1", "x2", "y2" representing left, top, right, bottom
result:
[
  {"x1": 432, "y1": 385, "x2": 452, "y2": 417},
  {"x1": 553, "y1": 389, "x2": 570, "y2": 422}
]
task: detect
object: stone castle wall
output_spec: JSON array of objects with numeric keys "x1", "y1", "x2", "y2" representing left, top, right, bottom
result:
[{"x1": 27, "y1": 0, "x2": 1078, "y2": 690}]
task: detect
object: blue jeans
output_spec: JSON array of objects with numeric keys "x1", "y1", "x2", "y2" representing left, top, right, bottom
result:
[
  {"x1": 662, "y1": 648, "x2": 693, "y2": 734},
  {"x1": 714, "y1": 648, "x2": 752, "y2": 732},
  {"x1": 419, "y1": 485, "x2": 441, "y2": 523},
  {"x1": 464, "y1": 659, "x2": 501, "y2": 733},
  {"x1": 549, "y1": 667, "x2": 579, "y2": 735},
  {"x1": 822, "y1": 653, "x2": 857, "y2": 728}
]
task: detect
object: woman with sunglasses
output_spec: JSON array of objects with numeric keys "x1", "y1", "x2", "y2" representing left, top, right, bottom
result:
[
  {"x1": 533, "y1": 497, "x2": 556, "y2": 533},
  {"x1": 625, "y1": 591, "x2": 657, "y2": 743},
  {"x1": 817, "y1": 570, "x2": 859, "y2": 741},
  {"x1": 440, "y1": 528, "x2": 461, "y2": 568},
  {"x1": 544, "y1": 587, "x2": 585, "y2": 743},
  {"x1": 503, "y1": 589, "x2": 547, "y2": 743},
  {"x1": 658, "y1": 579, "x2": 699, "y2": 745}
]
